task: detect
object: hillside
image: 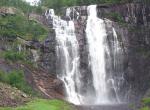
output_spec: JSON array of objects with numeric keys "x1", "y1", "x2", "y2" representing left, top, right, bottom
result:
[{"x1": 0, "y1": 0, "x2": 69, "y2": 109}]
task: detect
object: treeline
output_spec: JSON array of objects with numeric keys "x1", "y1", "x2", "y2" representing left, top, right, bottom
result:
[
  {"x1": 40, "y1": 0, "x2": 150, "y2": 9},
  {"x1": 139, "y1": 0, "x2": 150, "y2": 4},
  {"x1": 0, "y1": 0, "x2": 48, "y2": 41},
  {"x1": 40, "y1": 0, "x2": 130, "y2": 8},
  {"x1": 0, "y1": 0, "x2": 43, "y2": 14},
  {"x1": 1, "y1": 0, "x2": 149, "y2": 12}
]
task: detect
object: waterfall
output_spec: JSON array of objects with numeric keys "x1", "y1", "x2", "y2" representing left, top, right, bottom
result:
[
  {"x1": 45, "y1": 9, "x2": 82, "y2": 105},
  {"x1": 45, "y1": 5, "x2": 125, "y2": 105},
  {"x1": 85, "y1": 5, "x2": 125, "y2": 104},
  {"x1": 86, "y1": 5, "x2": 110, "y2": 104},
  {"x1": 111, "y1": 27, "x2": 125, "y2": 102}
]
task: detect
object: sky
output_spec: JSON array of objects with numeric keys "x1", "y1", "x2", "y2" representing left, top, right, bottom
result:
[{"x1": 25, "y1": 0, "x2": 40, "y2": 6}]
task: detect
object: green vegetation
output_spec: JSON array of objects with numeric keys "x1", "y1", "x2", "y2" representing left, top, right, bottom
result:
[
  {"x1": 142, "y1": 97, "x2": 150, "y2": 106},
  {"x1": 2, "y1": 50, "x2": 26, "y2": 62},
  {"x1": 140, "y1": 106, "x2": 150, "y2": 110},
  {"x1": 105, "y1": 12, "x2": 124, "y2": 23},
  {"x1": 0, "y1": 70, "x2": 36, "y2": 95},
  {"x1": 0, "y1": 99, "x2": 73, "y2": 110},
  {"x1": 24, "y1": 20, "x2": 48, "y2": 41},
  {"x1": 40, "y1": 0, "x2": 128, "y2": 8},
  {"x1": 138, "y1": 0, "x2": 150, "y2": 4},
  {"x1": 40, "y1": 0, "x2": 150, "y2": 8},
  {"x1": 140, "y1": 98, "x2": 150, "y2": 110},
  {"x1": 0, "y1": 13, "x2": 48, "y2": 41},
  {"x1": 0, "y1": 0, "x2": 43, "y2": 14},
  {"x1": 103, "y1": 12, "x2": 128, "y2": 27}
]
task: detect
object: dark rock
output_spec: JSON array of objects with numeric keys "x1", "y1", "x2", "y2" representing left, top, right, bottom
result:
[
  {"x1": 96, "y1": 3, "x2": 150, "y2": 103},
  {"x1": 38, "y1": 30, "x2": 56, "y2": 74}
]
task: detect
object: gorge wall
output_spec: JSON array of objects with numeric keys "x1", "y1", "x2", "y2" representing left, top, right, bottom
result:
[
  {"x1": 38, "y1": 3, "x2": 150, "y2": 104},
  {"x1": 100, "y1": 3, "x2": 150, "y2": 102}
]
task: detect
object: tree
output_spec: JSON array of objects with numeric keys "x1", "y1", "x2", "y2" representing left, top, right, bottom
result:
[{"x1": 40, "y1": 0, "x2": 124, "y2": 8}]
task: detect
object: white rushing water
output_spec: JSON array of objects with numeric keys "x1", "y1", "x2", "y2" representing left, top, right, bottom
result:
[
  {"x1": 45, "y1": 5, "x2": 124, "y2": 105},
  {"x1": 86, "y1": 5, "x2": 110, "y2": 104},
  {"x1": 112, "y1": 27, "x2": 125, "y2": 103},
  {"x1": 45, "y1": 9, "x2": 82, "y2": 105},
  {"x1": 86, "y1": 5, "x2": 125, "y2": 104}
]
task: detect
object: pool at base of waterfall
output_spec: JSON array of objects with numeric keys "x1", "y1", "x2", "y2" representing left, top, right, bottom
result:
[{"x1": 77, "y1": 104, "x2": 132, "y2": 110}]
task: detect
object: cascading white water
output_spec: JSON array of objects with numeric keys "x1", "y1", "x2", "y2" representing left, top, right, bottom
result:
[
  {"x1": 86, "y1": 5, "x2": 110, "y2": 104},
  {"x1": 45, "y1": 5, "x2": 125, "y2": 105},
  {"x1": 86, "y1": 5, "x2": 125, "y2": 104},
  {"x1": 45, "y1": 9, "x2": 82, "y2": 105},
  {"x1": 112, "y1": 27, "x2": 125, "y2": 102}
]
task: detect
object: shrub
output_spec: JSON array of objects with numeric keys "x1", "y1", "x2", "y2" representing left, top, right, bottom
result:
[
  {"x1": 105, "y1": 12, "x2": 124, "y2": 23},
  {"x1": 142, "y1": 97, "x2": 150, "y2": 106},
  {"x1": 0, "y1": 13, "x2": 48, "y2": 41},
  {"x1": 6, "y1": 70, "x2": 24, "y2": 86},
  {"x1": 0, "y1": 70, "x2": 36, "y2": 95},
  {"x1": 0, "y1": 71, "x2": 7, "y2": 82},
  {"x1": 40, "y1": 0, "x2": 124, "y2": 8},
  {"x1": 0, "y1": 0, "x2": 41, "y2": 14},
  {"x1": 3, "y1": 51, "x2": 25, "y2": 62},
  {"x1": 140, "y1": 106, "x2": 150, "y2": 110}
]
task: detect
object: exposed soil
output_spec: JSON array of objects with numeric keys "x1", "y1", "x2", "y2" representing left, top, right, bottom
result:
[
  {"x1": 0, "y1": 58, "x2": 65, "y2": 106},
  {"x1": 0, "y1": 82, "x2": 30, "y2": 107},
  {"x1": 22, "y1": 64, "x2": 65, "y2": 99}
]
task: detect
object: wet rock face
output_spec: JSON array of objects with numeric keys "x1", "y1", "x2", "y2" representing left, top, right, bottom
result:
[
  {"x1": 39, "y1": 30, "x2": 56, "y2": 74},
  {"x1": 97, "y1": 3, "x2": 150, "y2": 26},
  {"x1": 124, "y1": 26, "x2": 150, "y2": 102},
  {"x1": 74, "y1": 16, "x2": 95, "y2": 94},
  {"x1": 96, "y1": 3, "x2": 150, "y2": 102},
  {"x1": 68, "y1": 3, "x2": 150, "y2": 102}
]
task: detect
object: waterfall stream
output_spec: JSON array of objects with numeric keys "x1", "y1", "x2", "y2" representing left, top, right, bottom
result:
[
  {"x1": 86, "y1": 5, "x2": 110, "y2": 104},
  {"x1": 45, "y1": 9, "x2": 82, "y2": 104},
  {"x1": 45, "y1": 5, "x2": 124, "y2": 105}
]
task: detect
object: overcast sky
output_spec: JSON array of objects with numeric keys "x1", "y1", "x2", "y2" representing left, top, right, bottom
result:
[{"x1": 25, "y1": 0, "x2": 40, "y2": 5}]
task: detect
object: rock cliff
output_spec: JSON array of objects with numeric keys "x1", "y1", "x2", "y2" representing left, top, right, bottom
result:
[{"x1": 42, "y1": 2, "x2": 150, "y2": 103}]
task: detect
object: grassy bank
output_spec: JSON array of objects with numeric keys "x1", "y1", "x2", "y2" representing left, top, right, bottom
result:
[
  {"x1": 0, "y1": 99, "x2": 74, "y2": 110},
  {"x1": 140, "y1": 97, "x2": 150, "y2": 110},
  {"x1": 0, "y1": 70, "x2": 37, "y2": 95}
]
